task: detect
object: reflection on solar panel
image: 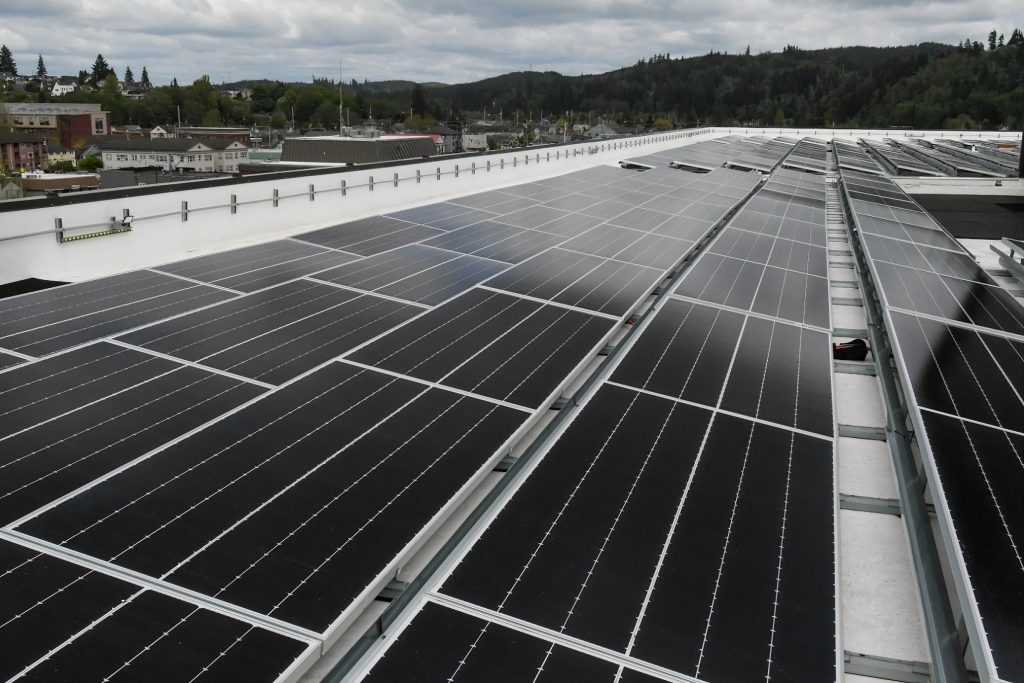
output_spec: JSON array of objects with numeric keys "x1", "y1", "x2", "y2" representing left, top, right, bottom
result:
[
  {"x1": 833, "y1": 139, "x2": 886, "y2": 175},
  {"x1": 782, "y1": 138, "x2": 827, "y2": 174},
  {"x1": 841, "y1": 168, "x2": 1024, "y2": 683},
  {"x1": 860, "y1": 138, "x2": 946, "y2": 177},
  {"x1": 359, "y1": 160, "x2": 837, "y2": 683},
  {"x1": 0, "y1": 158, "x2": 764, "y2": 679},
  {"x1": 675, "y1": 167, "x2": 831, "y2": 329}
]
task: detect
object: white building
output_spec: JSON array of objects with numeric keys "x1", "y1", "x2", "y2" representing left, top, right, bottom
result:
[
  {"x1": 101, "y1": 138, "x2": 249, "y2": 173},
  {"x1": 51, "y1": 80, "x2": 77, "y2": 96}
]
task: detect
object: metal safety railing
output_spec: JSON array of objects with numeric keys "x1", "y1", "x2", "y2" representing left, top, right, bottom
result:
[{"x1": 0, "y1": 128, "x2": 717, "y2": 246}]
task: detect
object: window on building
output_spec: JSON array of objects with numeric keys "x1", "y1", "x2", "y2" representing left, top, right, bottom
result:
[{"x1": 94, "y1": 119, "x2": 104, "y2": 134}]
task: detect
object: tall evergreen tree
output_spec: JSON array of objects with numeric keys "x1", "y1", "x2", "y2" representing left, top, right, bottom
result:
[
  {"x1": 0, "y1": 45, "x2": 15, "y2": 75},
  {"x1": 988, "y1": 30, "x2": 997, "y2": 51},
  {"x1": 123, "y1": 65, "x2": 134, "y2": 85},
  {"x1": 36, "y1": 55, "x2": 46, "y2": 79},
  {"x1": 1006, "y1": 29, "x2": 1021, "y2": 46},
  {"x1": 140, "y1": 66, "x2": 152, "y2": 88},
  {"x1": 410, "y1": 83, "x2": 428, "y2": 117},
  {"x1": 89, "y1": 53, "x2": 112, "y2": 86}
]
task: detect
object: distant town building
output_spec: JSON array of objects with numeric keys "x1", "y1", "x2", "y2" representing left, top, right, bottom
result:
[
  {"x1": 51, "y1": 78, "x2": 77, "y2": 96},
  {"x1": 584, "y1": 122, "x2": 628, "y2": 139},
  {"x1": 427, "y1": 125, "x2": 459, "y2": 154},
  {"x1": 149, "y1": 125, "x2": 173, "y2": 139},
  {"x1": 174, "y1": 126, "x2": 251, "y2": 144},
  {"x1": 2, "y1": 103, "x2": 110, "y2": 147},
  {"x1": 279, "y1": 134, "x2": 435, "y2": 165},
  {"x1": 100, "y1": 138, "x2": 250, "y2": 173},
  {"x1": 0, "y1": 132, "x2": 47, "y2": 172},
  {"x1": 45, "y1": 142, "x2": 76, "y2": 166}
]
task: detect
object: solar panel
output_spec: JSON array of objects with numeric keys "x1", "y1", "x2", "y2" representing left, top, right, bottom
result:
[
  {"x1": 15, "y1": 362, "x2": 530, "y2": 634},
  {"x1": 313, "y1": 244, "x2": 507, "y2": 305},
  {"x1": 348, "y1": 288, "x2": 618, "y2": 409},
  {"x1": 841, "y1": 168, "x2": 1024, "y2": 683},
  {"x1": 483, "y1": 247, "x2": 665, "y2": 317},
  {"x1": 154, "y1": 239, "x2": 358, "y2": 293},
  {"x1": 0, "y1": 342, "x2": 264, "y2": 524},
  {"x1": 0, "y1": 270, "x2": 237, "y2": 357},
  {"x1": 118, "y1": 279, "x2": 423, "y2": 384},
  {"x1": 0, "y1": 538, "x2": 315, "y2": 681},
  {"x1": 295, "y1": 215, "x2": 445, "y2": 255},
  {"x1": 0, "y1": 153, "x2": 805, "y2": 680}
]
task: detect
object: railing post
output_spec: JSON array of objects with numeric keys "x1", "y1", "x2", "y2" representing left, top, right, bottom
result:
[
  {"x1": 181, "y1": 200, "x2": 188, "y2": 221},
  {"x1": 455, "y1": 164, "x2": 459, "y2": 178},
  {"x1": 309, "y1": 184, "x2": 315, "y2": 201},
  {"x1": 273, "y1": 189, "x2": 279, "y2": 207},
  {"x1": 341, "y1": 179, "x2": 347, "y2": 196},
  {"x1": 416, "y1": 169, "x2": 421, "y2": 183},
  {"x1": 393, "y1": 172, "x2": 399, "y2": 188},
  {"x1": 230, "y1": 194, "x2": 237, "y2": 214},
  {"x1": 54, "y1": 217, "x2": 63, "y2": 243},
  {"x1": 369, "y1": 176, "x2": 374, "y2": 191},
  {"x1": 436, "y1": 166, "x2": 441, "y2": 180}
]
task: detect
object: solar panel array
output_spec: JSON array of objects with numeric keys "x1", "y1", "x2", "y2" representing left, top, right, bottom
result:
[
  {"x1": 901, "y1": 139, "x2": 1005, "y2": 178},
  {"x1": 841, "y1": 169, "x2": 1024, "y2": 683},
  {"x1": 622, "y1": 136, "x2": 785, "y2": 173},
  {"x1": 782, "y1": 138, "x2": 828, "y2": 174},
  {"x1": 674, "y1": 166, "x2": 831, "y2": 330},
  {"x1": 726, "y1": 137, "x2": 798, "y2": 172},
  {"x1": 359, "y1": 162, "x2": 838, "y2": 683},
  {"x1": 833, "y1": 139, "x2": 886, "y2": 175},
  {"x1": 860, "y1": 138, "x2": 946, "y2": 177},
  {"x1": 0, "y1": 163, "x2": 762, "y2": 680}
]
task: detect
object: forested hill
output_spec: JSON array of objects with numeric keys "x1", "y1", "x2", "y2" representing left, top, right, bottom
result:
[
  {"x1": 403, "y1": 39, "x2": 1024, "y2": 129},
  {"x1": 3, "y1": 35, "x2": 1020, "y2": 131}
]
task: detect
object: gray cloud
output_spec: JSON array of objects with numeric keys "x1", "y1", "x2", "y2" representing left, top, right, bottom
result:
[{"x1": 0, "y1": 0, "x2": 1018, "y2": 85}]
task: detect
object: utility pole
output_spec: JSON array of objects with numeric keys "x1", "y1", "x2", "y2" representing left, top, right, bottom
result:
[{"x1": 338, "y1": 59, "x2": 343, "y2": 135}]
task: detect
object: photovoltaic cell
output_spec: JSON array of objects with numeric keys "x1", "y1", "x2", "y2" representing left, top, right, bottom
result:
[
  {"x1": 438, "y1": 384, "x2": 835, "y2": 682},
  {"x1": 0, "y1": 270, "x2": 236, "y2": 357},
  {"x1": 484, "y1": 248, "x2": 663, "y2": 317},
  {"x1": 17, "y1": 362, "x2": 528, "y2": 634},
  {"x1": 155, "y1": 239, "x2": 358, "y2": 292},
  {"x1": 0, "y1": 342, "x2": 264, "y2": 524},
  {"x1": 0, "y1": 539, "x2": 311, "y2": 682},
  {"x1": 119, "y1": 279, "x2": 421, "y2": 384},
  {"x1": 295, "y1": 216, "x2": 444, "y2": 255},
  {"x1": 349, "y1": 288, "x2": 616, "y2": 408},
  {"x1": 312, "y1": 244, "x2": 507, "y2": 305},
  {"x1": 362, "y1": 602, "x2": 666, "y2": 683}
]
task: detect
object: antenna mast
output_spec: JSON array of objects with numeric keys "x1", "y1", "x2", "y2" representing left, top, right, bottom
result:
[{"x1": 338, "y1": 59, "x2": 343, "y2": 136}]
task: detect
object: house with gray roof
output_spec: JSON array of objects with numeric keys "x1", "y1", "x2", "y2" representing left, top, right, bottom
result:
[{"x1": 100, "y1": 138, "x2": 249, "y2": 172}]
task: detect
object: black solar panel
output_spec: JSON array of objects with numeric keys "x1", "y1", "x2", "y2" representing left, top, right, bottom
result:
[
  {"x1": 0, "y1": 538, "x2": 313, "y2": 682},
  {"x1": 155, "y1": 239, "x2": 358, "y2": 292},
  {"x1": 0, "y1": 342, "x2": 264, "y2": 524},
  {"x1": 842, "y1": 168, "x2": 1024, "y2": 682},
  {"x1": 118, "y1": 279, "x2": 422, "y2": 384},
  {"x1": 0, "y1": 270, "x2": 237, "y2": 357}
]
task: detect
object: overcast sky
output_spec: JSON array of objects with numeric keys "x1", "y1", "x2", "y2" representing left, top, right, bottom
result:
[{"x1": 0, "y1": 0, "x2": 1019, "y2": 86}]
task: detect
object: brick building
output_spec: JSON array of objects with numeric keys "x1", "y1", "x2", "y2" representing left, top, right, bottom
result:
[
  {"x1": 0, "y1": 133, "x2": 47, "y2": 172},
  {"x1": 2, "y1": 103, "x2": 110, "y2": 147}
]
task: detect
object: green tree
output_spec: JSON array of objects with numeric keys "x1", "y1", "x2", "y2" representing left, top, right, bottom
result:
[
  {"x1": 124, "y1": 66, "x2": 134, "y2": 85},
  {"x1": 202, "y1": 107, "x2": 223, "y2": 126},
  {"x1": 988, "y1": 30, "x2": 997, "y2": 51},
  {"x1": 774, "y1": 107, "x2": 785, "y2": 126},
  {"x1": 36, "y1": 55, "x2": 46, "y2": 79},
  {"x1": 140, "y1": 66, "x2": 152, "y2": 89},
  {"x1": 78, "y1": 156, "x2": 103, "y2": 172},
  {"x1": 410, "y1": 83, "x2": 429, "y2": 117},
  {"x1": 47, "y1": 159, "x2": 75, "y2": 173},
  {"x1": 0, "y1": 45, "x2": 15, "y2": 75},
  {"x1": 90, "y1": 54, "x2": 112, "y2": 86}
]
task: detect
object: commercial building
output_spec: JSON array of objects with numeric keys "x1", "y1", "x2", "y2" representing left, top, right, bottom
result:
[
  {"x1": 0, "y1": 132, "x2": 47, "y2": 172},
  {"x1": 2, "y1": 102, "x2": 110, "y2": 146},
  {"x1": 100, "y1": 138, "x2": 250, "y2": 172}
]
